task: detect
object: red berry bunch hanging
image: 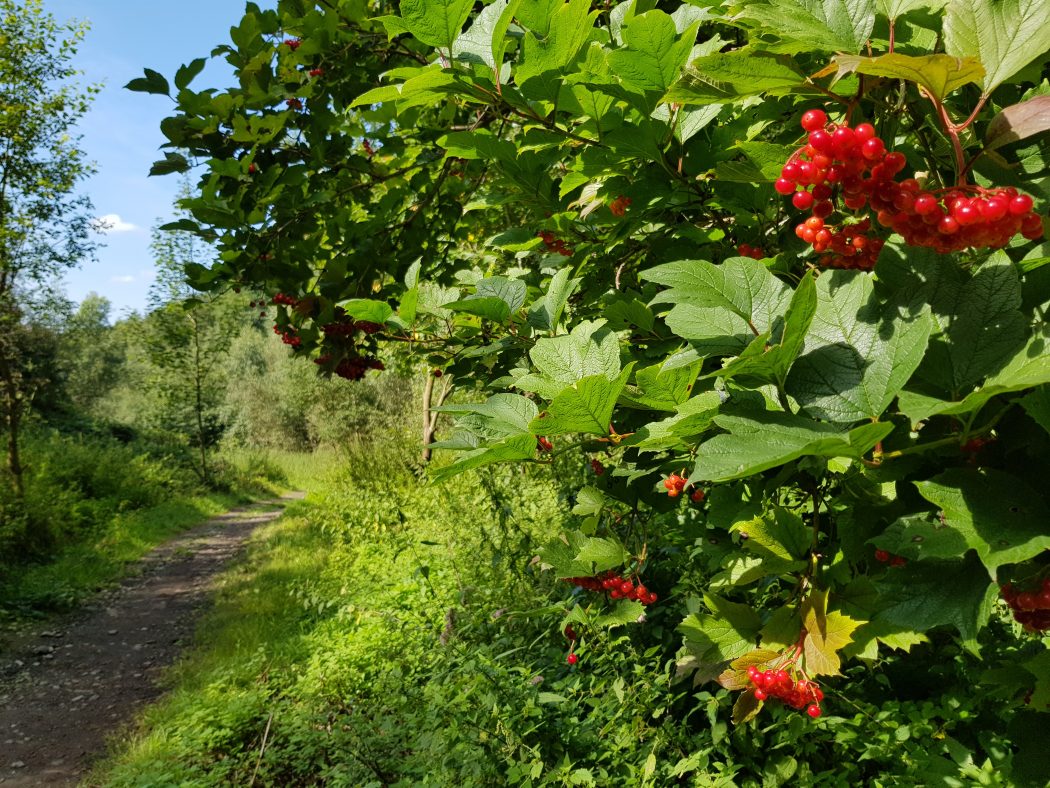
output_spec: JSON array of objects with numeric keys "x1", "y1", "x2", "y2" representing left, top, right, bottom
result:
[
  {"x1": 663, "y1": 473, "x2": 687, "y2": 497},
  {"x1": 609, "y1": 195, "x2": 631, "y2": 217},
  {"x1": 590, "y1": 458, "x2": 605, "y2": 476},
  {"x1": 736, "y1": 243, "x2": 765, "y2": 260},
  {"x1": 777, "y1": 109, "x2": 1043, "y2": 265},
  {"x1": 537, "y1": 436, "x2": 553, "y2": 453},
  {"x1": 537, "y1": 230, "x2": 572, "y2": 256},
  {"x1": 308, "y1": 68, "x2": 324, "y2": 77},
  {"x1": 285, "y1": 98, "x2": 303, "y2": 111},
  {"x1": 690, "y1": 488, "x2": 706, "y2": 504},
  {"x1": 564, "y1": 572, "x2": 658, "y2": 605},
  {"x1": 1001, "y1": 579, "x2": 1050, "y2": 632},
  {"x1": 333, "y1": 354, "x2": 384, "y2": 380},
  {"x1": 746, "y1": 665, "x2": 824, "y2": 719},
  {"x1": 273, "y1": 324, "x2": 301, "y2": 347},
  {"x1": 272, "y1": 292, "x2": 298, "y2": 306},
  {"x1": 284, "y1": 38, "x2": 302, "y2": 50}
]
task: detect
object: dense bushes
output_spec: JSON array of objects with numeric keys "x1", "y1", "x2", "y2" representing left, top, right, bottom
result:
[{"x1": 96, "y1": 419, "x2": 1050, "y2": 786}]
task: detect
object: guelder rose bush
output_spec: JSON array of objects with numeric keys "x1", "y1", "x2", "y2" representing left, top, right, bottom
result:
[{"x1": 138, "y1": 0, "x2": 1050, "y2": 769}]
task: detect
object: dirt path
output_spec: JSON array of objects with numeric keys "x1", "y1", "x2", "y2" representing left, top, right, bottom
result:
[{"x1": 0, "y1": 493, "x2": 304, "y2": 787}]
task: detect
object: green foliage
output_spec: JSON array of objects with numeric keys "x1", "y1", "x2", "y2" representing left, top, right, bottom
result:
[{"x1": 140, "y1": 0, "x2": 1050, "y2": 780}]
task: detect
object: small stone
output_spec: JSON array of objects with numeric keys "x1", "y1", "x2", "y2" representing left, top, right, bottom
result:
[
  {"x1": 107, "y1": 630, "x2": 118, "y2": 636},
  {"x1": 9, "y1": 762, "x2": 24, "y2": 769},
  {"x1": 32, "y1": 646, "x2": 53, "y2": 656}
]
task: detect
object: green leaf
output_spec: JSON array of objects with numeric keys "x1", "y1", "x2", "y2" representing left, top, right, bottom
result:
[
  {"x1": 174, "y1": 58, "x2": 207, "y2": 90},
  {"x1": 898, "y1": 324, "x2": 1050, "y2": 422},
  {"x1": 733, "y1": 506, "x2": 812, "y2": 564},
  {"x1": 529, "y1": 320, "x2": 621, "y2": 385},
  {"x1": 434, "y1": 393, "x2": 539, "y2": 436},
  {"x1": 1020, "y1": 386, "x2": 1050, "y2": 435},
  {"x1": 875, "y1": 552, "x2": 996, "y2": 645},
  {"x1": 913, "y1": 469, "x2": 1050, "y2": 576},
  {"x1": 921, "y1": 253, "x2": 1026, "y2": 394},
  {"x1": 447, "y1": 276, "x2": 527, "y2": 322},
  {"x1": 575, "y1": 536, "x2": 630, "y2": 573},
  {"x1": 629, "y1": 391, "x2": 723, "y2": 452},
  {"x1": 452, "y1": 0, "x2": 518, "y2": 69},
  {"x1": 531, "y1": 365, "x2": 634, "y2": 436},
  {"x1": 679, "y1": 593, "x2": 762, "y2": 664},
  {"x1": 571, "y1": 485, "x2": 606, "y2": 516},
  {"x1": 431, "y1": 433, "x2": 538, "y2": 482},
  {"x1": 338, "y1": 298, "x2": 394, "y2": 324},
  {"x1": 149, "y1": 152, "x2": 191, "y2": 176},
  {"x1": 619, "y1": 360, "x2": 702, "y2": 411},
  {"x1": 398, "y1": 0, "x2": 474, "y2": 50},
  {"x1": 787, "y1": 270, "x2": 932, "y2": 423},
  {"x1": 124, "y1": 68, "x2": 170, "y2": 96},
  {"x1": 596, "y1": 600, "x2": 646, "y2": 628},
  {"x1": 606, "y1": 10, "x2": 698, "y2": 96},
  {"x1": 714, "y1": 271, "x2": 817, "y2": 388},
  {"x1": 516, "y1": 0, "x2": 597, "y2": 96},
  {"x1": 741, "y1": 0, "x2": 877, "y2": 54},
  {"x1": 691, "y1": 412, "x2": 892, "y2": 482},
  {"x1": 527, "y1": 268, "x2": 580, "y2": 332},
  {"x1": 666, "y1": 51, "x2": 807, "y2": 103},
  {"x1": 536, "y1": 530, "x2": 591, "y2": 577},
  {"x1": 944, "y1": 0, "x2": 1050, "y2": 94},
  {"x1": 826, "y1": 53, "x2": 984, "y2": 101},
  {"x1": 876, "y1": 0, "x2": 946, "y2": 18},
  {"x1": 985, "y1": 95, "x2": 1050, "y2": 152}
]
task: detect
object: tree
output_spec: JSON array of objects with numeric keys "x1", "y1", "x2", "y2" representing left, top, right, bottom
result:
[
  {"x1": 140, "y1": 221, "x2": 237, "y2": 486},
  {"x1": 0, "y1": 0, "x2": 96, "y2": 494},
  {"x1": 146, "y1": 0, "x2": 1050, "y2": 780}
]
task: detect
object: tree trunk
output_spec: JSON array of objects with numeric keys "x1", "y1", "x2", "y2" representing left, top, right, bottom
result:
[
  {"x1": 191, "y1": 314, "x2": 210, "y2": 486},
  {"x1": 0, "y1": 349, "x2": 24, "y2": 498},
  {"x1": 421, "y1": 372, "x2": 452, "y2": 463}
]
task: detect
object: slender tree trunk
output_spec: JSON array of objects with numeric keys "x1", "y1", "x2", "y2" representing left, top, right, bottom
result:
[
  {"x1": 6, "y1": 386, "x2": 23, "y2": 498},
  {"x1": 421, "y1": 372, "x2": 452, "y2": 463},
  {"x1": 191, "y1": 315, "x2": 210, "y2": 486}
]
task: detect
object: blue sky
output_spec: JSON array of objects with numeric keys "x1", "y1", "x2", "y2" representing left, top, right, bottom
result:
[{"x1": 48, "y1": 0, "x2": 243, "y2": 318}]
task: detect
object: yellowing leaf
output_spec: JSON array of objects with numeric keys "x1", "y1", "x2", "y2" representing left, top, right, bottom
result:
[
  {"x1": 802, "y1": 589, "x2": 863, "y2": 676},
  {"x1": 825, "y1": 53, "x2": 984, "y2": 101}
]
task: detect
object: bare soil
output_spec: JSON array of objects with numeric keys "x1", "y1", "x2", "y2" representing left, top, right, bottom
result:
[{"x1": 0, "y1": 493, "x2": 303, "y2": 787}]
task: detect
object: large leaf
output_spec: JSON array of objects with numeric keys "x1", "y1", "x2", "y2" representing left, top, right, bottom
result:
[
  {"x1": 741, "y1": 0, "x2": 877, "y2": 54},
  {"x1": 898, "y1": 324, "x2": 1050, "y2": 422},
  {"x1": 527, "y1": 320, "x2": 621, "y2": 388},
  {"x1": 801, "y1": 589, "x2": 862, "y2": 677},
  {"x1": 825, "y1": 53, "x2": 984, "y2": 101},
  {"x1": 607, "y1": 10, "x2": 699, "y2": 96},
  {"x1": 944, "y1": 0, "x2": 1050, "y2": 94},
  {"x1": 666, "y1": 51, "x2": 808, "y2": 103},
  {"x1": 531, "y1": 366, "x2": 634, "y2": 436},
  {"x1": 877, "y1": 0, "x2": 947, "y2": 16},
  {"x1": 446, "y1": 276, "x2": 527, "y2": 322},
  {"x1": 574, "y1": 536, "x2": 630, "y2": 573},
  {"x1": 913, "y1": 469, "x2": 1050, "y2": 576},
  {"x1": 527, "y1": 268, "x2": 580, "y2": 332},
  {"x1": 516, "y1": 0, "x2": 597, "y2": 94},
  {"x1": 875, "y1": 552, "x2": 997, "y2": 645},
  {"x1": 431, "y1": 432, "x2": 538, "y2": 482},
  {"x1": 679, "y1": 593, "x2": 763, "y2": 665},
  {"x1": 451, "y1": 0, "x2": 520, "y2": 70},
  {"x1": 920, "y1": 253, "x2": 1026, "y2": 394},
  {"x1": 619, "y1": 360, "x2": 702, "y2": 411},
  {"x1": 629, "y1": 391, "x2": 723, "y2": 451},
  {"x1": 786, "y1": 270, "x2": 932, "y2": 423},
  {"x1": 399, "y1": 0, "x2": 474, "y2": 50},
  {"x1": 691, "y1": 412, "x2": 893, "y2": 482}
]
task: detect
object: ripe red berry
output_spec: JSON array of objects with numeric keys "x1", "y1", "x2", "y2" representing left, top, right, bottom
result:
[
  {"x1": 567, "y1": 653, "x2": 578, "y2": 666},
  {"x1": 1010, "y1": 194, "x2": 1034, "y2": 215},
  {"x1": 800, "y1": 109, "x2": 827, "y2": 131},
  {"x1": 754, "y1": 688, "x2": 768, "y2": 701},
  {"x1": 309, "y1": 68, "x2": 324, "y2": 77},
  {"x1": 854, "y1": 123, "x2": 876, "y2": 142},
  {"x1": 792, "y1": 190, "x2": 815, "y2": 210},
  {"x1": 874, "y1": 549, "x2": 890, "y2": 563},
  {"x1": 861, "y1": 138, "x2": 886, "y2": 161},
  {"x1": 807, "y1": 704, "x2": 822, "y2": 718},
  {"x1": 775, "y1": 178, "x2": 797, "y2": 195}
]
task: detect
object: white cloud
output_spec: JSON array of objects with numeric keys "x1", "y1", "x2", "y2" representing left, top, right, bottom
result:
[
  {"x1": 111, "y1": 275, "x2": 135, "y2": 284},
  {"x1": 93, "y1": 214, "x2": 139, "y2": 234}
]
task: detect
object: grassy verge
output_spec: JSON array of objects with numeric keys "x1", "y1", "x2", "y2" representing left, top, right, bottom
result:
[{"x1": 0, "y1": 435, "x2": 311, "y2": 626}]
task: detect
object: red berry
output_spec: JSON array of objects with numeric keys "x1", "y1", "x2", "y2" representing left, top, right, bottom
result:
[
  {"x1": 754, "y1": 688, "x2": 768, "y2": 701},
  {"x1": 807, "y1": 704, "x2": 822, "y2": 718},
  {"x1": 854, "y1": 123, "x2": 876, "y2": 142},
  {"x1": 1010, "y1": 194, "x2": 1034, "y2": 215},
  {"x1": 801, "y1": 109, "x2": 827, "y2": 132},
  {"x1": 775, "y1": 178, "x2": 797, "y2": 195},
  {"x1": 793, "y1": 191, "x2": 815, "y2": 210},
  {"x1": 874, "y1": 549, "x2": 890, "y2": 563},
  {"x1": 567, "y1": 653, "x2": 578, "y2": 666},
  {"x1": 861, "y1": 138, "x2": 886, "y2": 161}
]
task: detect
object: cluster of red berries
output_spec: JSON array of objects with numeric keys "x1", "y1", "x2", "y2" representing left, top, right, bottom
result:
[
  {"x1": 736, "y1": 243, "x2": 766, "y2": 260},
  {"x1": 537, "y1": 230, "x2": 572, "y2": 257},
  {"x1": 272, "y1": 292, "x2": 298, "y2": 306},
  {"x1": 363, "y1": 140, "x2": 376, "y2": 157},
  {"x1": 565, "y1": 572, "x2": 658, "y2": 605},
  {"x1": 747, "y1": 666, "x2": 824, "y2": 718},
  {"x1": 273, "y1": 324, "x2": 301, "y2": 347},
  {"x1": 318, "y1": 354, "x2": 384, "y2": 380},
  {"x1": 286, "y1": 98, "x2": 303, "y2": 111},
  {"x1": 662, "y1": 474, "x2": 705, "y2": 502},
  {"x1": 284, "y1": 38, "x2": 301, "y2": 50},
  {"x1": 320, "y1": 320, "x2": 382, "y2": 337},
  {"x1": 609, "y1": 195, "x2": 631, "y2": 217},
  {"x1": 591, "y1": 459, "x2": 605, "y2": 476},
  {"x1": 308, "y1": 68, "x2": 323, "y2": 77},
  {"x1": 874, "y1": 549, "x2": 907, "y2": 568},
  {"x1": 776, "y1": 109, "x2": 1043, "y2": 266},
  {"x1": 1001, "y1": 579, "x2": 1050, "y2": 632},
  {"x1": 537, "y1": 436, "x2": 553, "y2": 453}
]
